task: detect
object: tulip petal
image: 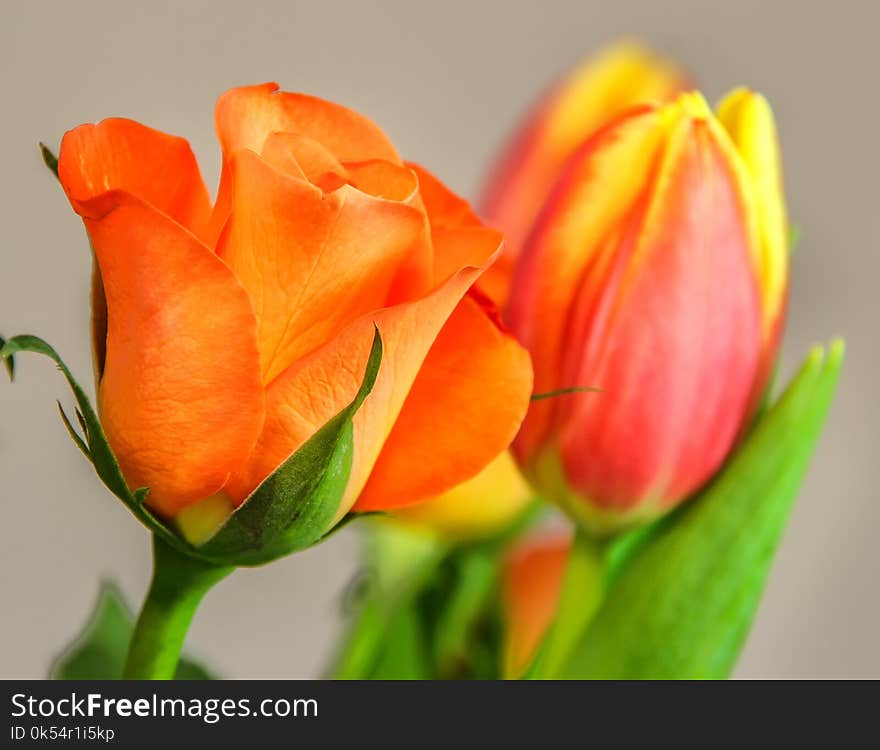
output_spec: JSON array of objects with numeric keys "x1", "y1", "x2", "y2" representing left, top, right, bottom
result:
[
  {"x1": 480, "y1": 42, "x2": 687, "y2": 304},
  {"x1": 716, "y1": 88, "x2": 788, "y2": 337},
  {"x1": 225, "y1": 263, "x2": 496, "y2": 514},
  {"x1": 73, "y1": 191, "x2": 264, "y2": 517},
  {"x1": 59, "y1": 118, "x2": 212, "y2": 241},
  {"x1": 558, "y1": 116, "x2": 763, "y2": 518},
  {"x1": 355, "y1": 291, "x2": 533, "y2": 511},
  {"x1": 509, "y1": 107, "x2": 665, "y2": 465},
  {"x1": 218, "y1": 149, "x2": 426, "y2": 383}
]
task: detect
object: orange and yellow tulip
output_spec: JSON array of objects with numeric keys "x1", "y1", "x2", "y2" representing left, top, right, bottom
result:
[
  {"x1": 479, "y1": 42, "x2": 688, "y2": 306},
  {"x1": 57, "y1": 83, "x2": 533, "y2": 530},
  {"x1": 507, "y1": 90, "x2": 788, "y2": 533}
]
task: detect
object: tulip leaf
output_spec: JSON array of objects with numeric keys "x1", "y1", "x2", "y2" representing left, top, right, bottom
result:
[
  {"x1": 51, "y1": 581, "x2": 214, "y2": 680},
  {"x1": 559, "y1": 340, "x2": 844, "y2": 679},
  {"x1": 0, "y1": 334, "x2": 186, "y2": 554},
  {"x1": 196, "y1": 326, "x2": 383, "y2": 566},
  {"x1": 39, "y1": 142, "x2": 59, "y2": 179}
]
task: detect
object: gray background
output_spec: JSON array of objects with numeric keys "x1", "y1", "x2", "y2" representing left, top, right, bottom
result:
[{"x1": 1, "y1": 0, "x2": 877, "y2": 678}]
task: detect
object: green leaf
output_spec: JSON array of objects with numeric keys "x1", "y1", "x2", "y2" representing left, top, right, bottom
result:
[
  {"x1": 0, "y1": 335, "x2": 13, "y2": 380},
  {"x1": 51, "y1": 582, "x2": 215, "y2": 680},
  {"x1": 0, "y1": 334, "x2": 188, "y2": 553},
  {"x1": 560, "y1": 340, "x2": 844, "y2": 679},
  {"x1": 39, "y1": 142, "x2": 59, "y2": 179},
  {"x1": 196, "y1": 327, "x2": 383, "y2": 566}
]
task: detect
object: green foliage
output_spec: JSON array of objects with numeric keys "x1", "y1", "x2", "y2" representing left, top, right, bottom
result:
[
  {"x1": 331, "y1": 507, "x2": 544, "y2": 680},
  {"x1": 51, "y1": 582, "x2": 214, "y2": 680},
  {"x1": 559, "y1": 341, "x2": 844, "y2": 679},
  {"x1": 0, "y1": 328, "x2": 384, "y2": 566}
]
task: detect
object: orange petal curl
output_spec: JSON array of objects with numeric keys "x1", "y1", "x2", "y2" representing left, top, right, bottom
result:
[
  {"x1": 59, "y1": 118, "x2": 213, "y2": 243},
  {"x1": 356, "y1": 290, "x2": 533, "y2": 511},
  {"x1": 217, "y1": 149, "x2": 427, "y2": 384}
]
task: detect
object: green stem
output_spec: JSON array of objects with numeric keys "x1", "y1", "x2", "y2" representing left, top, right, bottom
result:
[
  {"x1": 123, "y1": 534, "x2": 232, "y2": 679},
  {"x1": 526, "y1": 529, "x2": 608, "y2": 679}
]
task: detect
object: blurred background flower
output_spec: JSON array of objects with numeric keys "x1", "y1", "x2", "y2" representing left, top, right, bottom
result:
[{"x1": 506, "y1": 89, "x2": 787, "y2": 533}]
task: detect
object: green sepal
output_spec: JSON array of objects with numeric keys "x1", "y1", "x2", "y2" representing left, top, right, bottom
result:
[
  {"x1": 2, "y1": 327, "x2": 383, "y2": 567},
  {"x1": 0, "y1": 335, "x2": 13, "y2": 379},
  {"x1": 51, "y1": 581, "x2": 214, "y2": 680},
  {"x1": 194, "y1": 326, "x2": 383, "y2": 566},
  {"x1": 560, "y1": 340, "x2": 844, "y2": 679},
  {"x1": 0, "y1": 335, "x2": 187, "y2": 554},
  {"x1": 39, "y1": 142, "x2": 59, "y2": 179}
]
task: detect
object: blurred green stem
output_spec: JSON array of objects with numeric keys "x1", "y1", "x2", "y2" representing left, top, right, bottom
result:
[
  {"x1": 122, "y1": 534, "x2": 232, "y2": 679},
  {"x1": 332, "y1": 522, "x2": 445, "y2": 679}
]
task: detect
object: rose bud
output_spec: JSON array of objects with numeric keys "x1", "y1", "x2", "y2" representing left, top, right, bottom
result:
[
  {"x1": 55, "y1": 83, "x2": 533, "y2": 549},
  {"x1": 502, "y1": 531, "x2": 571, "y2": 677},
  {"x1": 508, "y1": 89, "x2": 788, "y2": 534},
  {"x1": 479, "y1": 41, "x2": 687, "y2": 305}
]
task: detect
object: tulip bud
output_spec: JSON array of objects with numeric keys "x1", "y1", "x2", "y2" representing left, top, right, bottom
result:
[
  {"x1": 391, "y1": 451, "x2": 532, "y2": 540},
  {"x1": 479, "y1": 41, "x2": 688, "y2": 305},
  {"x1": 508, "y1": 90, "x2": 788, "y2": 534},
  {"x1": 502, "y1": 532, "x2": 570, "y2": 677}
]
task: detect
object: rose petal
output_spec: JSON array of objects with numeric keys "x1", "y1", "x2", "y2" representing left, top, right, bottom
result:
[
  {"x1": 59, "y1": 118, "x2": 212, "y2": 242},
  {"x1": 72, "y1": 191, "x2": 264, "y2": 517},
  {"x1": 209, "y1": 83, "x2": 403, "y2": 243},
  {"x1": 225, "y1": 264, "x2": 499, "y2": 515},
  {"x1": 217, "y1": 149, "x2": 426, "y2": 384},
  {"x1": 355, "y1": 291, "x2": 533, "y2": 510}
]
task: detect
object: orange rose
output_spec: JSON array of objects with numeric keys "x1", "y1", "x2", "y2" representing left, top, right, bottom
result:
[{"x1": 57, "y1": 83, "x2": 533, "y2": 534}]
